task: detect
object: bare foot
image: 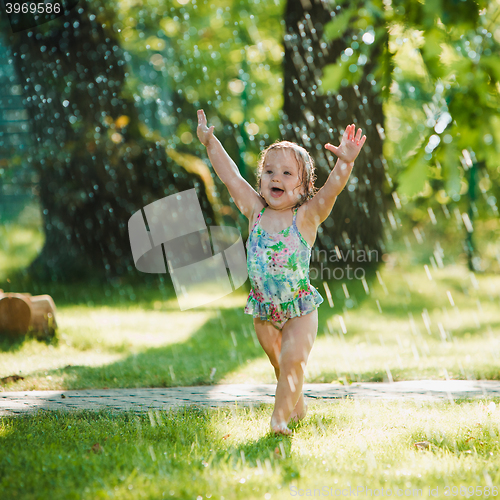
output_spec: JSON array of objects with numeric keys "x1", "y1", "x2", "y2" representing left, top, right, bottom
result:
[
  {"x1": 289, "y1": 393, "x2": 308, "y2": 423},
  {"x1": 271, "y1": 419, "x2": 292, "y2": 435}
]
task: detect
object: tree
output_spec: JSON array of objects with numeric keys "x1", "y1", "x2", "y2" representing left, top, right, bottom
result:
[
  {"x1": 282, "y1": 0, "x2": 391, "y2": 269},
  {"x1": 5, "y1": 0, "x2": 216, "y2": 282},
  {"x1": 4, "y1": 0, "x2": 287, "y2": 282},
  {"x1": 5, "y1": 0, "x2": 500, "y2": 283},
  {"x1": 283, "y1": 0, "x2": 500, "y2": 271},
  {"x1": 378, "y1": 0, "x2": 500, "y2": 271}
]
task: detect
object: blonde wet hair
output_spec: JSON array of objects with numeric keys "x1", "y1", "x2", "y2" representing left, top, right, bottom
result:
[{"x1": 256, "y1": 141, "x2": 318, "y2": 207}]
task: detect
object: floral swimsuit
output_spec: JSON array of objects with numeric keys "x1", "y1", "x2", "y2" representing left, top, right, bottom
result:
[{"x1": 244, "y1": 206, "x2": 323, "y2": 329}]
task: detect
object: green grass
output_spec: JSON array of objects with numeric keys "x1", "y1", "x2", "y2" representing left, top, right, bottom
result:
[
  {"x1": 1, "y1": 201, "x2": 500, "y2": 499},
  {"x1": 0, "y1": 200, "x2": 500, "y2": 389},
  {"x1": 1, "y1": 262, "x2": 499, "y2": 390},
  {"x1": 2, "y1": 399, "x2": 500, "y2": 499}
]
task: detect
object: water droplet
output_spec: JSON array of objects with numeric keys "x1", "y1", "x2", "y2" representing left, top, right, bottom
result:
[{"x1": 362, "y1": 31, "x2": 375, "y2": 44}]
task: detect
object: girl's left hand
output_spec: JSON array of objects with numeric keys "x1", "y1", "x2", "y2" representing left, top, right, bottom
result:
[{"x1": 324, "y1": 124, "x2": 366, "y2": 164}]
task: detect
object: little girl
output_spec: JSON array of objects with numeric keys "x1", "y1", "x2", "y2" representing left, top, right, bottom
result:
[{"x1": 197, "y1": 109, "x2": 366, "y2": 435}]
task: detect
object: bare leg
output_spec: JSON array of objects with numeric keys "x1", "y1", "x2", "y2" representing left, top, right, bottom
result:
[
  {"x1": 253, "y1": 317, "x2": 281, "y2": 376},
  {"x1": 253, "y1": 318, "x2": 307, "y2": 421},
  {"x1": 271, "y1": 309, "x2": 318, "y2": 435}
]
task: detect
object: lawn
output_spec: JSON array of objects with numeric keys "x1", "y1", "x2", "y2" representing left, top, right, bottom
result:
[
  {"x1": 1, "y1": 201, "x2": 500, "y2": 500},
  {"x1": 1, "y1": 260, "x2": 499, "y2": 391},
  {"x1": 1, "y1": 199, "x2": 500, "y2": 389},
  {"x1": 2, "y1": 399, "x2": 500, "y2": 499}
]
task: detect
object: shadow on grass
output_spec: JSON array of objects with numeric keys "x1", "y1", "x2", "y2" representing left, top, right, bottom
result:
[
  {"x1": 0, "y1": 269, "x2": 177, "y2": 309},
  {"x1": 0, "y1": 266, "x2": 383, "y2": 389},
  {"x1": 0, "y1": 332, "x2": 57, "y2": 353},
  {"x1": 223, "y1": 428, "x2": 298, "y2": 479},
  {"x1": 0, "y1": 260, "x2": 381, "y2": 308},
  {"x1": 52, "y1": 276, "x2": 384, "y2": 387}
]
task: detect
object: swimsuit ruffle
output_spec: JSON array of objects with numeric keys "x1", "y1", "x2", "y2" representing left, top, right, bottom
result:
[{"x1": 244, "y1": 285, "x2": 324, "y2": 324}]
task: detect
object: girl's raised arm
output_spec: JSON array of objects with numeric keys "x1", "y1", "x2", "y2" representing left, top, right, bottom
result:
[{"x1": 197, "y1": 109, "x2": 263, "y2": 220}]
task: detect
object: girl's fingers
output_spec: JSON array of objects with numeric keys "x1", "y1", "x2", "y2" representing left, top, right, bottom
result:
[
  {"x1": 355, "y1": 128, "x2": 362, "y2": 142},
  {"x1": 197, "y1": 109, "x2": 206, "y2": 126},
  {"x1": 359, "y1": 135, "x2": 367, "y2": 147},
  {"x1": 325, "y1": 143, "x2": 339, "y2": 154}
]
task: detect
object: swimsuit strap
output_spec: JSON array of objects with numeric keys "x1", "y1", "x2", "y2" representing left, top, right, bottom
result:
[
  {"x1": 292, "y1": 206, "x2": 311, "y2": 249},
  {"x1": 251, "y1": 207, "x2": 266, "y2": 233},
  {"x1": 292, "y1": 207, "x2": 299, "y2": 228}
]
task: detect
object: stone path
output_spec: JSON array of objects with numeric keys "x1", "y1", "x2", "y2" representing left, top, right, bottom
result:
[{"x1": 1, "y1": 380, "x2": 500, "y2": 417}]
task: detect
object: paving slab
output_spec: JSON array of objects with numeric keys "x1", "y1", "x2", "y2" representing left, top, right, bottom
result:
[{"x1": 1, "y1": 380, "x2": 500, "y2": 417}]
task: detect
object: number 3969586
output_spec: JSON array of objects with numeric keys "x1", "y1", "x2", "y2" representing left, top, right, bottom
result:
[{"x1": 5, "y1": 3, "x2": 62, "y2": 14}]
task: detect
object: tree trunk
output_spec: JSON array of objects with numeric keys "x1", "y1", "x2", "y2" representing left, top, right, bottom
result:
[
  {"x1": 6, "y1": 0, "x2": 215, "y2": 283},
  {"x1": 283, "y1": 0, "x2": 390, "y2": 271}
]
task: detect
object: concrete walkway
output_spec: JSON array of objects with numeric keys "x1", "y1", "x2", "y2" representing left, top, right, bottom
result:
[{"x1": 2, "y1": 380, "x2": 500, "y2": 417}]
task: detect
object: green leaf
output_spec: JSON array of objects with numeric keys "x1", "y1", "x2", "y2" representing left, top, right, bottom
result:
[
  {"x1": 269, "y1": 241, "x2": 285, "y2": 252},
  {"x1": 298, "y1": 278, "x2": 308, "y2": 291},
  {"x1": 397, "y1": 151, "x2": 429, "y2": 198},
  {"x1": 323, "y1": 7, "x2": 356, "y2": 43},
  {"x1": 284, "y1": 251, "x2": 298, "y2": 272},
  {"x1": 399, "y1": 127, "x2": 425, "y2": 160},
  {"x1": 420, "y1": 29, "x2": 446, "y2": 79},
  {"x1": 479, "y1": 56, "x2": 500, "y2": 85},
  {"x1": 443, "y1": 142, "x2": 461, "y2": 198},
  {"x1": 320, "y1": 63, "x2": 346, "y2": 95}
]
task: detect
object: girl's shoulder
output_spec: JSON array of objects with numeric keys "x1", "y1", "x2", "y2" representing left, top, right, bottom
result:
[{"x1": 296, "y1": 197, "x2": 323, "y2": 226}]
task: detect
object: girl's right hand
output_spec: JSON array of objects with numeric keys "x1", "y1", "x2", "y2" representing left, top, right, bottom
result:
[{"x1": 197, "y1": 109, "x2": 215, "y2": 147}]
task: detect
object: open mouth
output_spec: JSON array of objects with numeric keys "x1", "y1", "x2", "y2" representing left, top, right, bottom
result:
[{"x1": 271, "y1": 187, "x2": 284, "y2": 198}]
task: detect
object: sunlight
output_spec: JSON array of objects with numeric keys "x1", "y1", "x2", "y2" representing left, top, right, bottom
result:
[{"x1": 60, "y1": 307, "x2": 214, "y2": 348}]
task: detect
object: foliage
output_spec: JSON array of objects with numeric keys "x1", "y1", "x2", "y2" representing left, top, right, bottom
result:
[
  {"x1": 3, "y1": 0, "x2": 292, "y2": 282},
  {"x1": 320, "y1": 0, "x2": 500, "y2": 218},
  {"x1": 115, "y1": 0, "x2": 285, "y2": 182},
  {"x1": 4, "y1": 0, "x2": 500, "y2": 280}
]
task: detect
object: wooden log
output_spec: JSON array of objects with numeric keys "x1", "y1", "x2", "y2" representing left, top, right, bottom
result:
[
  {"x1": 29, "y1": 295, "x2": 58, "y2": 337},
  {"x1": 0, "y1": 294, "x2": 32, "y2": 336}
]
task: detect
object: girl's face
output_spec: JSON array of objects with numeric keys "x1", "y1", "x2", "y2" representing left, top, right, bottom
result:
[{"x1": 260, "y1": 149, "x2": 306, "y2": 210}]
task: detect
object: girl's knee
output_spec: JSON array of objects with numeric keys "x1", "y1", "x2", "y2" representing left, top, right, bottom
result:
[{"x1": 279, "y1": 351, "x2": 308, "y2": 372}]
